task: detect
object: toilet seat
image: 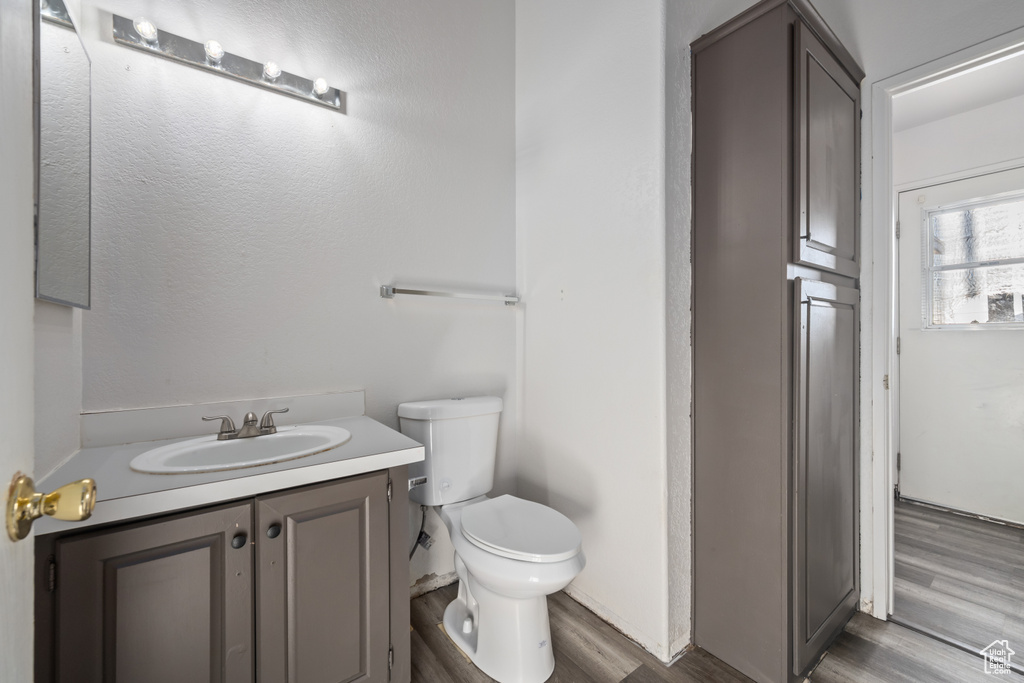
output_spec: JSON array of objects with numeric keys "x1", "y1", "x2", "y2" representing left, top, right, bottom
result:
[{"x1": 459, "y1": 495, "x2": 582, "y2": 563}]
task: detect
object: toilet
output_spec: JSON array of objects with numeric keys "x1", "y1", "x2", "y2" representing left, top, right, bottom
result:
[{"x1": 399, "y1": 396, "x2": 585, "y2": 683}]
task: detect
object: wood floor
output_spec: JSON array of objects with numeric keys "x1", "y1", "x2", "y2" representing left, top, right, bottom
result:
[
  {"x1": 411, "y1": 582, "x2": 1023, "y2": 682},
  {"x1": 893, "y1": 499, "x2": 1024, "y2": 664}
]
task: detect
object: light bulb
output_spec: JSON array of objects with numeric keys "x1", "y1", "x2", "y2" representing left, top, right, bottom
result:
[
  {"x1": 312, "y1": 78, "x2": 329, "y2": 96},
  {"x1": 204, "y1": 40, "x2": 224, "y2": 64},
  {"x1": 133, "y1": 17, "x2": 158, "y2": 43},
  {"x1": 263, "y1": 61, "x2": 281, "y2": 81}
]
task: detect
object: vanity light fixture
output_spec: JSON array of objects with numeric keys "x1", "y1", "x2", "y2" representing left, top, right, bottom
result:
[
  {"x1": 133, "y1": 17, "x2": 158, "y2": 43},
  {"x1": 204, "y1": 40, "x2": 224, "y2": 65},
  {"x1": 263, "y1": 60, "x2": 282, "y2": 81},
  {"x1": 112, "y1": 14, "x2": 346, "y2": 113}
]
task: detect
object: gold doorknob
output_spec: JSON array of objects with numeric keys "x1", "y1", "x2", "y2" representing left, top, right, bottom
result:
[{"x1": 6, "y1": 473, "x2": 96, "y2": 542}]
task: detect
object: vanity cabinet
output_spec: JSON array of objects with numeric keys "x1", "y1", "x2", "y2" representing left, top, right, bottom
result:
[
  {"x1": 692, "y1": 1, "x2": 862, "y2": 681},
  {"x1": 256, "y1": 474, "x2": 391, "y2": 682},
  {"x1": 36, "y1": 468, "x2": 409, "y2": 683},
  {"x1": 54, "y1": 502, "x2": 255, "y2": 683}
]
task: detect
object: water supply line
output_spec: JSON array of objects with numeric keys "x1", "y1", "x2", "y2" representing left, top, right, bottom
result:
[{"x1": 410, "y1": 504, "x2": 427, "y2": 560}]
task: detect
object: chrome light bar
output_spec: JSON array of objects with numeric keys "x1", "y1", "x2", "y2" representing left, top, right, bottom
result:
[
  {"x1": 112, "y1": 14, "x2": 346, "y2": 113},
  {"x1": 40, "y1": 0, "x2": 73, "y2": 28}
]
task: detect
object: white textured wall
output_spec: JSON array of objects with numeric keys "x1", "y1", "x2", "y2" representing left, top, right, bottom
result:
[
  {"x1": 35, "y1": 302, "x2": 83, "y2": 476},
  {"x1": 0, "y1": 0, "x2": 38, "y2": 678},
  {"x1": 74, "y1": 0, "x2": 516, "y2": 587},
  {"x1": 894, "y1": 93, "x2": 1024, "y2": 187},
  {"x1": 516, "y1": 0, "x2": 676, "y2": 659},
  {"x1": 665, "y1": 3, "x2": 694, "y2": 660}
]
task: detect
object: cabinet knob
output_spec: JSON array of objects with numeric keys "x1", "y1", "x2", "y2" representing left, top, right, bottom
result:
[
  {"x1": 231, "y1": 532, "x2": 247, "y2": 549},
  {"x1": 266, "y1": 524, "x2": 281, "y2": 539},
  {"x1": 6, "y1": 473, "x2": 96, "y2": 542}
]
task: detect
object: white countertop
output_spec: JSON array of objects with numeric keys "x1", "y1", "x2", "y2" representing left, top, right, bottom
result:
[{"x1": 36, "y1": 415, "x2": 424, "y2": 535}]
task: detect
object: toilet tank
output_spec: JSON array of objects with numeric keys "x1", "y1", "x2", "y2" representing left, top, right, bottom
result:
[{"x1": 399, "y1": 397, "x2": 502, "y2": 506}]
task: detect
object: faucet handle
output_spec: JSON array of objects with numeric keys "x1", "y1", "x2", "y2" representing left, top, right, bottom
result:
[
  {"x1": 260, "y1": 408, "x2": 289, "y2": 433},
  {"x1": 202, "y1": 415, "x2": 237, "y2": 437}
]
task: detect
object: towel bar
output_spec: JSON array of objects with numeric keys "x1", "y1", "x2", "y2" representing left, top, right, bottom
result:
[{"x1": 379, "y1": 285, "x2": 518, "y2": 306}]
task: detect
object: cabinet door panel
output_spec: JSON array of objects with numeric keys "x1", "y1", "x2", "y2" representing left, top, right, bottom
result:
[
  {"x1": 794, "y1": 21, "x2": 859, "y2": 277},
  {"x1": 257, "y1": 472, "x2": 390, "y2": 683},
  {"x1": 792, "y1": 278, "x2": 858, "y2": 674},
  {"x1": 56, "y1": 504, "x2": 254, "y2": 683}
]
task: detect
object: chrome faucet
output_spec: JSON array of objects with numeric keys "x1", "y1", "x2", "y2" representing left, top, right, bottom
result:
[{"x1": 202, "y1": 408, "x2": 289, "y2": 440}]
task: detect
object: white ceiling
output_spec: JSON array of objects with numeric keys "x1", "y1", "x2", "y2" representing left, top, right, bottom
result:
[{"x1": 892, "y1": 49, "x2": 1024, "y2": 132}]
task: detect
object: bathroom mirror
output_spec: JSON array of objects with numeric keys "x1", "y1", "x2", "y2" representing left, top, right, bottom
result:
[{"x1": 36, "y1": 0, "x2": 91, "y2": 309}]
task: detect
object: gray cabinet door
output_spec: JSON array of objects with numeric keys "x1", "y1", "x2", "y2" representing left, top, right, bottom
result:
[
  {"x1": 256, "y1": 472, "x2": 391, "y2": 683},
  {"x1": 55, "y1": 503, "x2": 255, "y2": 683},
  {"x1": 792, "y1": 278, "x2": 859, "y2": 674},
  {"x1": 793, "y1": 21, "x2": 859, "y2": 278}
]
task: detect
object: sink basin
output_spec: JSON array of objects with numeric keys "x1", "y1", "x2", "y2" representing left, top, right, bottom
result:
[{"x1": 130, "y1": 425, "x2": 353, "y2": 474}]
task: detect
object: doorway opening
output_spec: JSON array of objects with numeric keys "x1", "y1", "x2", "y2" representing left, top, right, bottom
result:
[
  {"x1": 891, "y1": 167, "x2": 1024, "y2": 671},
  {"x1": 872, "y1": 27, "x2": 1024, "y2": 673}
]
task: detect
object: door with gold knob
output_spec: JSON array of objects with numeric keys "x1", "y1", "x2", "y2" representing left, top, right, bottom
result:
[{"x1": 1, "y1": 3, "x2": 37, "y2": 682}]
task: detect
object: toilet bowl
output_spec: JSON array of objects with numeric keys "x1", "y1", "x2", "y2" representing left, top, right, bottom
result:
[
  {"x1": 399, "y1": 397, "x2": 585, "y2": 683},
  {"x1": 438, "y1": 497, "x2": 585, "y2": 683}
]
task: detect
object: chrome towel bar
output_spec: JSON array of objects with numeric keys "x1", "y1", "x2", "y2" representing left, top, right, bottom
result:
[{"x1": 380, "y1": 285, "x2": 519, "y2": 306}]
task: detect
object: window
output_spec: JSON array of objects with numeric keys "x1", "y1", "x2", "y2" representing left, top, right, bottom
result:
[{"x1": 927, "y1": 193, "x2": 1024, "y2": 327}]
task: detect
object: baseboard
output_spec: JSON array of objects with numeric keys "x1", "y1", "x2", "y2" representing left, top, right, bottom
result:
[
  {"x1": 410, "y1": 570, "x2": 457, "y2": 599},
  {"x1": 563, "y1": 585, "x2": 671, "y2": 663},
  {"x1": 899, "y1": 496, "x2": 1024, "y2": 530}
]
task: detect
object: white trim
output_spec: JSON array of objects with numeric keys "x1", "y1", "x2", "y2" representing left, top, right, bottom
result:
[
  {"x1": 867, "y1": 78, "x2": 895, "y2": 620},
  {"x1": 894, "y1": 158, "x2": 1024, "y2": 193},
  {"x1": 866, "y1": 24, "x2": 1024, "y2": 621}
]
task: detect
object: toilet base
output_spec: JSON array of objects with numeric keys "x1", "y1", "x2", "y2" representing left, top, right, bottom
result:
[{"x1": 442, "y1": 574, "x2": 555, "y2": 683}]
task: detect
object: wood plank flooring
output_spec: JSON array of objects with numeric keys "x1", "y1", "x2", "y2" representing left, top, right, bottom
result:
[
  {"x1": 892, "y1": 499, "x2": 1024, "y2": 662},
  {"x1": 813, "y1": 612, "x2": 1024, "y2": 683},
  {"x1": 411, "y1": 583, "x2": 750, "y2": 683},
  {"x1": 411, "y1": 582, "x2": 1023, "y2": 682}
]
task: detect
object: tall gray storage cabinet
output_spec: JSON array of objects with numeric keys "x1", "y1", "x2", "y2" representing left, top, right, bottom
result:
[{"x1": 691, "y1": 1, "x2": 863, "y2": 682}]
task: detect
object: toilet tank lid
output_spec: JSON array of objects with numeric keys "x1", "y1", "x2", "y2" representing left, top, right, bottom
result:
[{"x1": 398, "y1": 396, "x2": 503, "y2": 420}]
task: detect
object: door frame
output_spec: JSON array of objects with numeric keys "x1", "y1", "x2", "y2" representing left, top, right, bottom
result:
[{"x1": 866, "y1": 25, "x2": 1024, "y2": 620}]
